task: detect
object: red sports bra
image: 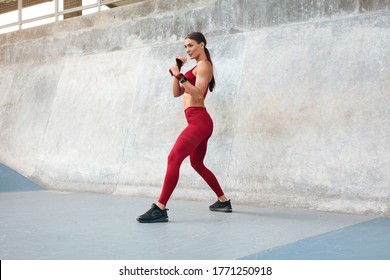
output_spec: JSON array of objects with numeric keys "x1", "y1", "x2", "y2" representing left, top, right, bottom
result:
[{"x1": 184, "y1": 66, "x2": 208, "y2": 98}]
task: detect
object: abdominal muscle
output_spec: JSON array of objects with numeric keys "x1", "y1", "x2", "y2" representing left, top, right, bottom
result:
[{"x1": 184, "y1": 92, "x2": 205, "y2": 110}]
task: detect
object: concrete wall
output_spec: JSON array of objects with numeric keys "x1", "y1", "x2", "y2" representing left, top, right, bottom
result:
[{"x1": 1, "y1": 0, "x2": 389, "y2": 216}]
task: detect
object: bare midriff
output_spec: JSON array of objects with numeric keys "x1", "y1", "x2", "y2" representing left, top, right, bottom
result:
[{"x1": 183, "y1": 93, "x2": 205, "y2": 110}]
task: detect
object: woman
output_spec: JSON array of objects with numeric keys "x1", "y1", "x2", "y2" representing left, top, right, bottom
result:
[{"x1": 137, "y1": 32, "x2": 232, "y2": 223}]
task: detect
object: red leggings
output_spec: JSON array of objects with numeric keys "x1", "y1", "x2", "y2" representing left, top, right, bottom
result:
[{"x1": 158, "y1": 107, "x2": 224, "y2": 206}]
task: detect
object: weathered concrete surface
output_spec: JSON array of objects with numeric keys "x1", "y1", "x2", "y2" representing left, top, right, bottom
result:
[{"x1": 0, "y1": 0, "x2": 389, "y2": 215}]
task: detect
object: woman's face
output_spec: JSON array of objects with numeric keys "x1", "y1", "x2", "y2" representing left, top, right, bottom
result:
[{"x1": 184, "y1": 38, "x2": 204, "y2": 59}]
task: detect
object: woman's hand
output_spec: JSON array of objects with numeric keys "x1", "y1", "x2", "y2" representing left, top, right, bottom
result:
[
  {"x1": 176, "y1": 56, "x2": 187, "y2": 67},
  {"x1": 169, "y1": 65, "x2": 180, "y2": 76},
  {"x1": 169, "y1": 56, "x2": 186, "y2": 76}
]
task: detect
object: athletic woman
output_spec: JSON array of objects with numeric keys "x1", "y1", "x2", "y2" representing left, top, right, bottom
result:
[{"x1": 137, "y1": 32, "x2": 232, "y2": 223}]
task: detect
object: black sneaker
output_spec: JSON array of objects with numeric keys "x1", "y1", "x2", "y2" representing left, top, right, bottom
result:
[
  {"x1": 209, "y1": 200, "x2": 232, "y2": 212},
  {"x1": 136, "y1": 203, "x2": 169, "y2": 223}
]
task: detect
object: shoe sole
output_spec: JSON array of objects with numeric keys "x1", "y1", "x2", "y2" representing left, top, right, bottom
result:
[
  {"x1": 136, "y1": 217, "x2": 169, "y2": 223},
  {"x1": 209, "y1": 208, "x2": 232, "y2": 213}
]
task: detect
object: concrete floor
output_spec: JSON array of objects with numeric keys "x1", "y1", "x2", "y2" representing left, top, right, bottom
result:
[{"x1": 1, "y1": 163, "x2": 389, "y2": 260}]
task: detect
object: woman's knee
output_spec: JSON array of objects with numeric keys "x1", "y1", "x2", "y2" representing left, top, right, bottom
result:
[
  {"x1": 167, "y1": 150, "x2": 185, "y2": 166},
  {"x1": 190, "y1": 158, "x2": 205, "y2": 171}
]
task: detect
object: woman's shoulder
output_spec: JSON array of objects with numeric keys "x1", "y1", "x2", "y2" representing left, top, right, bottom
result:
[
  {"x1": 196, "y1": 60, "x2": 212, "y2": 74},
  {"x1": 197, "y1": 59, "x2": 212, "y2": 68}
]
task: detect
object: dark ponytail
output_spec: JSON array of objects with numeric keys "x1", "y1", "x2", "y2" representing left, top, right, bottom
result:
[
  {"x1": 204, "y1": 47, "x2": 215, "y2": 92},
  {"x1": 185, "y1": 32, "x2": 215, "y2": 92}
]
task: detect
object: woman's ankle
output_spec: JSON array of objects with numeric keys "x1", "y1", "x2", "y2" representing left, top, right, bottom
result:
[
  {"x1": 156, "y1": 202, "x2": 166, "y2": 210},
  {"x1": 218, "y1": 195, "x2": 228, "y2": 202}
]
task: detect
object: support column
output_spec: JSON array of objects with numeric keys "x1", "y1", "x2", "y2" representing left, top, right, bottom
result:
[{"x1": 64, "y1": 0, "x2": 82, "y2": 19}]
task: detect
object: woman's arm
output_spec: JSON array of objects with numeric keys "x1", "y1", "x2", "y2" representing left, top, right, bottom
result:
[
  {"x1": 170, "y1": 57, "x2": 187, "y2": 97},
  {"x1": 180, "y1": 60, "x2": 212, "y2": 101},
  {"x1": 172, "y1": 74, "x2": 185, "y2": 97}
]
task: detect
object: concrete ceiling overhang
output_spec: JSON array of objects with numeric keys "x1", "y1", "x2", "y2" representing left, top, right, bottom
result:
[
  {"x1": 0, "y1": 0, "x2": 52, "y2": 15},
  {"x1": 0, "y1": 0, "x2": 144, "y2": 15}
]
